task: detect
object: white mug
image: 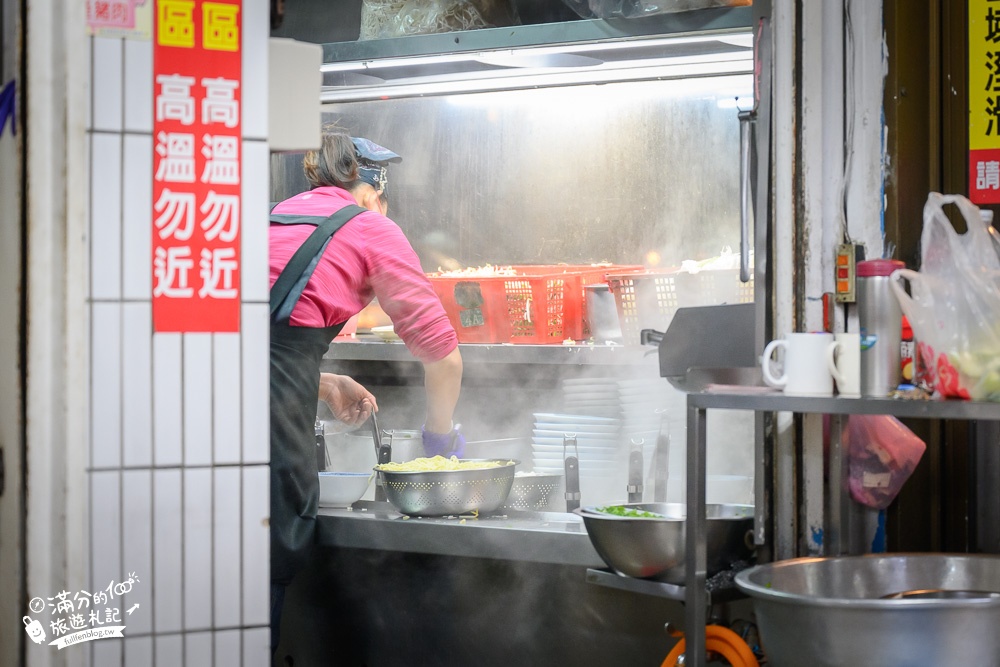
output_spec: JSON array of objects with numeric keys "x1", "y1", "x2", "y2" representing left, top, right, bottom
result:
[
  {"x1": 761, "y1": 332, "x2": 836, "y2": 396},
  {"x1": 827, "y1": 332, "x2": 861, "y2": 397}
]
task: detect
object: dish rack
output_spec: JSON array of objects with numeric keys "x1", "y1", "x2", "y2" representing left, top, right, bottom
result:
[{"x1": 606, "y1": 268, "x2": 754, "y2": 345}]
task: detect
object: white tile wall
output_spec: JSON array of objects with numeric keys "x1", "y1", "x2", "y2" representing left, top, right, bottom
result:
[
  {"x1": 183, "y1": 334, "x2": 214, "y2": 466},
  {"x1": 122, "y1": 134, "x2": 153, "y2": 301},
  {"x1": 91, "y1": 471, "x2": 122, "y2": 600},
  {"x1": 122, "y1": 302, "x2": 152, "y2": 467},
  {"x1": 186, "y1": 630, "x2": 213, "y2": 665},
  {"x1": 91, "y1": 302, "x2": 122, "y2": 468},
  {"x1": 216, "y1": 628, "x2": 242, "y2": 667},
  {"x1": 86, "y1": 1, "x2": 272, "y2": 659},
  {"x1": 85, "y1": 36, "x2": 93, "y2": 132},
  {"x1": 123, "y1": 38, "x2": 153, "y2": 133},
  {"x1": 153, "y1": 469, "x2": 182, "y2": 633},
  {"x1": 155, "y1": 634, "x2": 183, "y2": 665},
  {"x1": 184, "y1": 468, "x2": 213, "y2": 630},
  {"x1": 124, "y1": 635, "x2": 154, "y2": 667},
  {"x1": 121, "y1": 470, "x2": 153, "y2": 635},
  {"x1": 241, "y1": 1, "x2": 268, "y2": 141},
  {"x1": 242, "y1": 465, "x2": 269, "y2": 626},
  {"x1": 241, "y1": 303, "x2": 269, "y2": 464},
  {"x1": 214, "y1": 467, "x2": 242, "y2": 628},
  {"x1": 241, "y1": 140, "x2": 270, "y2": 303},
  {"x1": 244, "y1": 628, "x2": 271, "y2": 666},
  {"x1": 90, "y1": 132, "x2": 123, "y2": 301},
  {"x1": 153, "y1": 333, "x2": 183, "y2": 466},
  {"x1": 92, "y1": 636, "x2": 123, "y2": 665},
  {"x1": 92, "y1": 38, "x2": 123, "y2": 132},
  {"x1": 213, "y1": 334, "x2": 243, "y2": 464}
]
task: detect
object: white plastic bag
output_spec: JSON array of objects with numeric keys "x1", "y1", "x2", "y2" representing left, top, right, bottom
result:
[
  {"x1": 890, "y1": 193, "x2": 1000, "y2": 400},
  {"x1": 360, "y1": 0, "x2": 518, "y2": 39},
  {"x1": 559, "y1": 0, "x2": 750, "y2": 20}
]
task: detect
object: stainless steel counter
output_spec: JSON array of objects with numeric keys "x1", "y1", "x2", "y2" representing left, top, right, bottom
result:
[
  {"x1": 316, "y1": 502, "x2": 605, "y2": 568},
  {"x1": 325, "y1": 337, "x2": 653, "y2": 367}
]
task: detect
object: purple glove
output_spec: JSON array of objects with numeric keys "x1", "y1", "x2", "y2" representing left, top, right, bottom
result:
[{"x1": 422, "y1": 424, "x2": 466, "y2": 458}]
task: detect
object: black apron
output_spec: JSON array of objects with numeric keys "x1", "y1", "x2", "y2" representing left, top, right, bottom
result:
[{"x1": 269, "y1": 204, "x2": 365, "y2": 585}]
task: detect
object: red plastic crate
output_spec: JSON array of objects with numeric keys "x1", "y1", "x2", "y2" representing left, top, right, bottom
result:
[{"x1": 428, "y1": 265, "x2": 642, "y2": 344}]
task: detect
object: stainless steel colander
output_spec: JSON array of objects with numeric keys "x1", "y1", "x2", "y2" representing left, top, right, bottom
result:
[
  {"x1": 376, "y1": 459, "x2": 518, "y2": 516},
  {"x1": 502, "y1": 473, "x2": 564, "y2": 511}
]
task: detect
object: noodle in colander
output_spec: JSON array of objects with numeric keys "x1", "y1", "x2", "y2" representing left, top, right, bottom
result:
[{"x1": 376, "y1": 455, "x2": 510, "y2": 472}]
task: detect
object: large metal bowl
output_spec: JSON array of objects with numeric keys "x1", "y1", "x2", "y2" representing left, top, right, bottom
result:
[
  {"x1": 375, "y1": 459, "x2": 518, "y2": 516},
  {"x1": 734, "y1": 554, "x2": 1000, "y2": 667},
  {"x1": 574, "y1": 503, "x2": 754, "y2": 584}
]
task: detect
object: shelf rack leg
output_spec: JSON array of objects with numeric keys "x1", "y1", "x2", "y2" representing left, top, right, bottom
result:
[
  {"x1": 825, "y1": 414, "x2": 871, "y2": 555},
  {"x1": 685, "y1": 400, "x2": 708, "y2": 666}
]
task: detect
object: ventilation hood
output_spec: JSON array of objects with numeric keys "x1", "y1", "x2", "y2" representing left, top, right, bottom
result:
[{"x1": 319, "y1": 5, "x2": 753, "y2": 102}]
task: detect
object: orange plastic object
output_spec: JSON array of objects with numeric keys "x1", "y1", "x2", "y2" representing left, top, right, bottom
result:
[
  {"x1": 661, "y1": 624, "x2": 759, "y2": 667},
  {"x1": 427, "y1": 265, "x2": 642, "y2": 344}
]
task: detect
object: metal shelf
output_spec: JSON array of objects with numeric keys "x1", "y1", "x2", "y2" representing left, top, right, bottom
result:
[
  {"x1": 321, "y1": 6, "x2": 753, "y2": 64},
  {"x1": 325, "y1": 338, "x2": 655, "y2": 367},
  {"x1": 316, "y1": 504, "x2": 604, "y2": 567},
  {"x1": 680, "y1": 387, "x2": 1000, "y2": 666},
  {"x1": 585, "y1": 568, "x2": 689, "y2": 602},
  {"x1": 688, "y1": 390, "x2": 1000, "y2": 420},
  {"x1": 585, "y1": 567, "x2": 746, "y2": 605}
]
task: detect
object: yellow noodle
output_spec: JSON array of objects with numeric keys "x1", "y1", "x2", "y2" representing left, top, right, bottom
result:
[{"x1": 376, "y1": 455, "x2": 510, "y2": 472}]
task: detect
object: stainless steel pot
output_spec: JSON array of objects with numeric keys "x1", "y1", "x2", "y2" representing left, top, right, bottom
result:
[
  {"x1": 734, "y1": 554, "x2": 1000, "y2": 667},
  {"x1": 324, "y1": 428, "x2": 423, "y2": 469}
]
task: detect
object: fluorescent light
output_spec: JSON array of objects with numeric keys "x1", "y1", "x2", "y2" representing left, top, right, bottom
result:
[
  {"x1": 321, "y1": 57, "x2": 752, "y2": 103},
  {"x1": 319, "y1": 31, "x2": 752, "y2": 74}
]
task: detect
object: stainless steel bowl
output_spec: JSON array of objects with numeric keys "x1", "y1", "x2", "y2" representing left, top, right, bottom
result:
[
  {"x1": 734, "y1": 554, "x2": 1000, "y2": 667},
  {"x1": 376, "y1": 459, "x2": 518, "y2": 516},
  {"x1": 574, "y1": 502, "x2": 754, "y2": 584}
]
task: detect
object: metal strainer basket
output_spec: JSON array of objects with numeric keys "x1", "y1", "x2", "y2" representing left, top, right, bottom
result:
[
  {"x1": 503, "y1": 473, "x2": 565, "y2": 511},
  {"x1": 376, "y1": 459, "x2": 518, "y2": 516}
]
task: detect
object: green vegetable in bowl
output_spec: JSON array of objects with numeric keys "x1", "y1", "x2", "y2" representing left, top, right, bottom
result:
[{"x1": 595, "y1": 505, "x2": 668, "y2": 518}]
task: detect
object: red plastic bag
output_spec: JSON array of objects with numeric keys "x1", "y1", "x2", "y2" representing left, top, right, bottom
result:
[{"x1": 843, "y1": 415, "x2": 926, "y2": 509}]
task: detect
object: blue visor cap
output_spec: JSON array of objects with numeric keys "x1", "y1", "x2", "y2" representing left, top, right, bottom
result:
[
  {"x1": 351, "y1": 137, "x2": 402, "y2": 164},
  {"x1": 351, "y1": 137, "x2": 401, "y2": 196}
]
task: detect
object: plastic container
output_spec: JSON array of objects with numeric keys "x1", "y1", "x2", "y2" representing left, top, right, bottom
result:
[
  {"x1": 427, "y1": 264, "x2": 641, "y2": 344},
  {"x1": 606, "y1": 268, "x2": 755, "y2": 345},
  {"x1": 900, "y1": 316, "x2": 914, "y2": 384},
  {"x1": 857, "y1": 259, "x2": 905, "y2": 396}
]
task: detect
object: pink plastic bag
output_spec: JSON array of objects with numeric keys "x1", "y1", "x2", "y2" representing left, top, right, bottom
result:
[
  {"x1": 843, "y1": 414, "x2": 926, "y2": 510},
  {"x1": 890, "y1": 193, "x2": 1000, "y2": 400}
]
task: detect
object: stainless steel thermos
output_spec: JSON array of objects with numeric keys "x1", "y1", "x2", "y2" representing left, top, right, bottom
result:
[{"x1": 857, "y1": 259, "x2": 906, "y2": 396}]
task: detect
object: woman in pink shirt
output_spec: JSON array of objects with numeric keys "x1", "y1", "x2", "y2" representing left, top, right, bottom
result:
[{"x1": 268, "y1": 129, "x2": 464, "y2": 655}]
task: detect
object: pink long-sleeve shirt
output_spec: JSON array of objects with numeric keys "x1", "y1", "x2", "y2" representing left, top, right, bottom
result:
[{"x1": 269, "y1": 186, "x2": 457, "y2": 363}]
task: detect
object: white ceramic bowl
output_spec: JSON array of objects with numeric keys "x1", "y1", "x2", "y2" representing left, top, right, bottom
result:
[{"x1": 318, "y1": 472, "x2": 372, "y2": 507}]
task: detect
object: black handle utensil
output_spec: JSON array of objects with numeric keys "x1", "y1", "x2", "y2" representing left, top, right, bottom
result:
[
  {"x1": 627, "y1": 437, "x2": 644, "y2": 504},
  {"x1": 315, "y1": 418, "x2": 328, "y2": 472},
  {"x1": 371, "y1": 413, "x2": 391, "y2": 502},
  {"x1": 563, "y1": 434, "x2": 580, "y2": 513},
  {"x1": 653, "y1": 413, "x2": 670, "y2": 503}
]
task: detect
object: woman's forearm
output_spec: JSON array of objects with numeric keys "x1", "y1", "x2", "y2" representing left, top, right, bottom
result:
[{"x1": 422, "y1": 347, "x2": 463, "y2": 433}]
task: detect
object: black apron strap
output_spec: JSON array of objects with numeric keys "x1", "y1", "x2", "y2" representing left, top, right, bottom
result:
[{"x1": 269, "y1": 204, "x2": 366, "y2": 321}]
